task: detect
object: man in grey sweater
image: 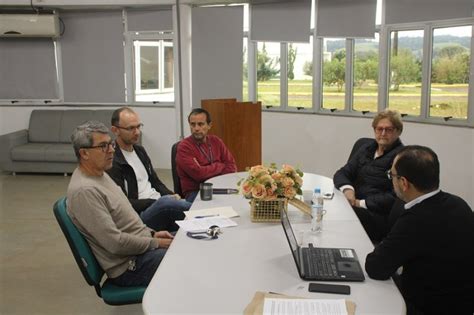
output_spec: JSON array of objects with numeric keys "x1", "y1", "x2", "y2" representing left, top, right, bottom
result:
[{"x1": 67, "y1": 121, "x2": 174, "y2": 286}]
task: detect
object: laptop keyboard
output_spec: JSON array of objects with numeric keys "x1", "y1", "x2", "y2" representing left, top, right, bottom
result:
[{"x1": 303, "y1": 247, "x2": 339, "y2": 278}]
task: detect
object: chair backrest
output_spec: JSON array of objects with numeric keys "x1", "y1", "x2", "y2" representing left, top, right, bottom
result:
[
  {"x1": 348, "y1": 137, "x2": 373, "y2": 162},
  {"x1": 53, "y1": 197, "x2": 104, "y2": 293},
  {"x1": 171, "y1": 141, "x2": 183, "y2": 197}
]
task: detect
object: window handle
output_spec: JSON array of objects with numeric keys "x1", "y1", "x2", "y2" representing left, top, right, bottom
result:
[
  {"x1": 296, "y1": 107, "x2": 305, "y2": 110},
  {"x1": 330, "y1": 108, "x2": 337, "y2": 112},
  {"x1": 265, "y1": 105, "x2": 273, "y2": 109},
  {"x1": 361, "y1": 110, "x2": 370, "y2": 115},
  {"x1": 443, "y1": 116, "x2": 452, "y2": 121}
]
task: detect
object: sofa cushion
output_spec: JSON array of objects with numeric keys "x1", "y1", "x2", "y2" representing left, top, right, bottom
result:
[
  {"x1": 29, "y1": 110, "x2": 63, "y2": 143},
  {"x1": 11, "y1": 143, "x2": 76, "y2": 163},
  {"x1": 43, "y1": 144, "x2": 77, "y2": 162},
  {"x1": 94, "y1": 110, "x2": 114, "y2": 129},
  {"x1": 59, "y1": 110, "x2": 95, "y2": 143},
  {"x1": 11, "y1": 143, "x2": 49, "y2": 161},
  {"x1": 58, "y1": 110, "x2": 114, "y2": 143}
]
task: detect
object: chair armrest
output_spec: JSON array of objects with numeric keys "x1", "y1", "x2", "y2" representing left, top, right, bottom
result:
[{"x1": 0, "y1": 129, "x2": 28, "y2": 171}]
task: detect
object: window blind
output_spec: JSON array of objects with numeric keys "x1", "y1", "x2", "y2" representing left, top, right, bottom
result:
[
  {"x1": 61, "y1": 11, "x2": 125, "y2": 103},
  {"x1": 251, "y1": 0, "x2": 312, "y2": 43},
  {"x1": 316, "y1": 0, "x2": 377, "y2": 38}
]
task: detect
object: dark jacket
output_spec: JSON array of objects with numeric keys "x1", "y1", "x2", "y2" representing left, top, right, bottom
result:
[
  {"x1": 365, "y1": 191, "x2": 474, "y2": 314},
  {"x1": 107, "y1": 144, "x2": 174, "y2": 213},
  {"x1": 333, "y1": 138, "x2": 404, "y2": 214}
]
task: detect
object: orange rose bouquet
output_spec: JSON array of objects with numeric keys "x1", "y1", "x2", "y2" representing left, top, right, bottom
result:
[{"x1": 238, "y1": 163, "x2": 303, "y2": 200}]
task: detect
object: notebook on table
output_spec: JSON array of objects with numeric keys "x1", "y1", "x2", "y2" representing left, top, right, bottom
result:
[{"x1": 281, "y1": 209, "x2": 365, "y2": 282}]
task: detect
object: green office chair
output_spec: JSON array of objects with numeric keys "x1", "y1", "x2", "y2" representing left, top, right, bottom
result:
[{"x1": 53, "y1": 197, "x2": 146, "y2": 305}]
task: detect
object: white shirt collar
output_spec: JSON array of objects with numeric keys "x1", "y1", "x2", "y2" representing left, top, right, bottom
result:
[{"x1": 404, "y1": 189, "x2": 441, "y2": 210}]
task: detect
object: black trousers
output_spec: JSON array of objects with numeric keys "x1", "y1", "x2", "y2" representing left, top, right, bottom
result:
[{"x1": 352, "y1": 206, "x2": 389, "y2": 242}]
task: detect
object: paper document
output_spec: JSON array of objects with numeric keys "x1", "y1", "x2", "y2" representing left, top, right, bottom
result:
[
  {"x1": 176, "y1": 216, "x2": 238, "y2": 232},
  {"x1": 263, "y1": 298, "x2": 348, "y2": 315},
  {"x1": 185, "y1": 206, "x2": 239, "y2": 219}
]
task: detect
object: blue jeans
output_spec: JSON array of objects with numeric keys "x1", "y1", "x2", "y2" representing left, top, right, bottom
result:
[
  {"x1": 185, "y1": 190, "x2": 199, "y2": 203},
  {"x1": 110, "y1": 248, "x2": 167, "y2": 287},
  {"x1": 140, "y1": 195, "x2": 191, "y2": 232}
]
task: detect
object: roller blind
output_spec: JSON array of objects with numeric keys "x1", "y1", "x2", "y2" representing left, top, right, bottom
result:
[
  {"x1": 316, "y1": 0, "x2": 377, "y2": 38},
  {"x1": 127, "y1": 8, "x2": 173, "y2": 32},
  {"x1": 61, "y1": 11, "x2": 125, "y2": 103},
  {"x1": 192, "y1": 6, "x2": 243, "y2": 107},
  {"x1": 385, "y1": 0, "x2": 473, "y2": 24},
  {"x1": 251, "y1": 0, "x2": 311, "y2": 43},
  {"x1": 0, "y1": 38, "x2": 58, "y2": 100}
]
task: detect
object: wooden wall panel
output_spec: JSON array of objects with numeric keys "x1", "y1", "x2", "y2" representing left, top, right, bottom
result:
[{"x1": 202, "y1": 98, "x2": 261, "y2": 171}]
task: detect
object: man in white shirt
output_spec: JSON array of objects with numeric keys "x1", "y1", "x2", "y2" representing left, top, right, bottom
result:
[{"x1": 107, "y1": 107, "x2": 191, "y2": 232}]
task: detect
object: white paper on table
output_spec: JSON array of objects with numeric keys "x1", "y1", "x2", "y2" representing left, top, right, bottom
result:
[
  {"x1": 185, "y1": 206, "x2": 239, "y2": 219},
  {"x1": 176, "y1": 217, "x2": 238, "y2": 232},
  {"x1": 262, "y1": 298, "x2": 347, "y2": 315}
]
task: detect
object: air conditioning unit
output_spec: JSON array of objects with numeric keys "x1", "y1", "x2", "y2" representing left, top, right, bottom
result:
[{"x1": 0, "y1": 14, "x2": 60, "y2": 38}]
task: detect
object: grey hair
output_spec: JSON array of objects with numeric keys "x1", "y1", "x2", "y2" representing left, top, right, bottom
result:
[{"x1": 71, "y1": 121, "x2": 110, "y2": 160}]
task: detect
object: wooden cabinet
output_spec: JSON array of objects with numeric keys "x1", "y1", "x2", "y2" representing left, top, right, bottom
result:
[{"x1": 202, "y1": 98, "x2": 262, "y2": 171}]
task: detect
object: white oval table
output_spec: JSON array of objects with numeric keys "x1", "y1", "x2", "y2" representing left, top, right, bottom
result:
[{"x1": 142, "y1": 172, "x2": 405, "y2": 314}]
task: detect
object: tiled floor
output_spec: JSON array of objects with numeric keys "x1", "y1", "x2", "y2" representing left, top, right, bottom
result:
[{"x1": 0, "y1": 169, "x2": 173, "y2": 315}]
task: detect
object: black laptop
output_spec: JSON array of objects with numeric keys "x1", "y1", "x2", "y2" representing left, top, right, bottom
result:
[{"x1": 281, "y1": 209, "x2": 365, "y2": 282}]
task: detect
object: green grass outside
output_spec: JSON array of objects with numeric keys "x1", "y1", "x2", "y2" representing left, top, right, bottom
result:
[{"x1": 244, "y1": 80, "x2": 469, "y2": 119}]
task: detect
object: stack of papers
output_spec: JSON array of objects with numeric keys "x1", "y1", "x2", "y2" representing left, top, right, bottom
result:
[
  {"x1": 177, "y1": 206, "x2": 239, "y2": 232},
  {"x1": 176, "y1": 216, "x2": 237, "y2": 232},
  {"x1": 244, "y1": 292, "x2": 355, "y2": 315}
]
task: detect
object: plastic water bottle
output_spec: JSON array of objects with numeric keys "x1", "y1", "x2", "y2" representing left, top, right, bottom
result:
[{"x1": 311, "y1": 188, "x2": 324, "y2": 233}]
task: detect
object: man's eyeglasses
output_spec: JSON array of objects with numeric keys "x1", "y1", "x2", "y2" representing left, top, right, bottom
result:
[
  {"x1": 374, "y1": 126, "x2": 396, "y2": 134},
  {"x1": 115, "y1": 123, "x2": 144, "y2": 132},
  {"x1": 82, "y1": 141, "x2": 116, "y2": 153},
  {"x1": 386, "y1": 170, "x2": 402, "y2": 180}
]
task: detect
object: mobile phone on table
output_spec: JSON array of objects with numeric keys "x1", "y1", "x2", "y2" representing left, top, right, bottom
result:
[
  {"x1": 323, "y1": 192, "x2": 335, "y2": 200},
  {"x1": 308, "y1": 283, "x2": 351, "y2": 295}
]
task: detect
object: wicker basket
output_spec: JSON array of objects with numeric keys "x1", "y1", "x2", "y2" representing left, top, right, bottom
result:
[{"x1": 250, "y1": 198, "x2": 288, "y2": 222}]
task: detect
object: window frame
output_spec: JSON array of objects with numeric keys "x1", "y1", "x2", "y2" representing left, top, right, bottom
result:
[
  {"x1": 245, "y1": 16, "x2": 474, "y2": 127},
  {"x1": 124, "y1": 31, "x2": 175, "y2": 106}
]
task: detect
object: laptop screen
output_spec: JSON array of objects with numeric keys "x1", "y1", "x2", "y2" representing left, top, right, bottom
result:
[{"x1": 281, "y1": 209, "x2": 301, "y2": 269}]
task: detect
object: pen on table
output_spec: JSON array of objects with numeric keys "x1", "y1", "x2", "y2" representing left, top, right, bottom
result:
[{"x1": 195, "y1": 214, "x2": 219, "y2": 219}]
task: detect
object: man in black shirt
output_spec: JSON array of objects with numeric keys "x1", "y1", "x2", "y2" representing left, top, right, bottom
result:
[{"x1": 365, "y1": 145, "x2": 474, "y2": 315}]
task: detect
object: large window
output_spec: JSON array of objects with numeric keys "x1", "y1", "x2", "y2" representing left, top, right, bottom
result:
[
  {"x1": 388, "y1": 30, "x2": 423, "y2": 116},
  {"x1": 243, "y1": 12, "x2": 473, "y2": 126},
  {"x1": 132, "y1": 37, "x2": 174, "y2": 103},
  {"x1": 322, "y1": 38, "x2": 346, "y2": 111},
  {"x1": 430, "y1": 25, "x2": 471, "y2": 120},
  {"x1": 353, "y1": 35, "x2": 379, "y2": 113}
]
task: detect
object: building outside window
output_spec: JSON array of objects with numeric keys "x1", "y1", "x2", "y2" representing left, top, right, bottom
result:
[{"x1": 133, "y1": 39, "x2": 174, "y2": 103}]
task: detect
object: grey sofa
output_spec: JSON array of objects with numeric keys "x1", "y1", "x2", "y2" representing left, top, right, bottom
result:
[{"x1": 0, "y1": 109, "x2": 114, "y2": 174}]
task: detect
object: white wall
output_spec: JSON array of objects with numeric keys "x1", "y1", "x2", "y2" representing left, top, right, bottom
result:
[
  {"x1": 263, "y1": 112, "x2": 474, "y2": 208},
  {"x1": 1, "y1": 107, "x2": 473, "y2": 207}
]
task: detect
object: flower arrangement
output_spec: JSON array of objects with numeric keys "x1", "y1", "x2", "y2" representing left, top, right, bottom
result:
[{"x1": 238, "y1": 163, "x2": 303, "y2": 200}]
